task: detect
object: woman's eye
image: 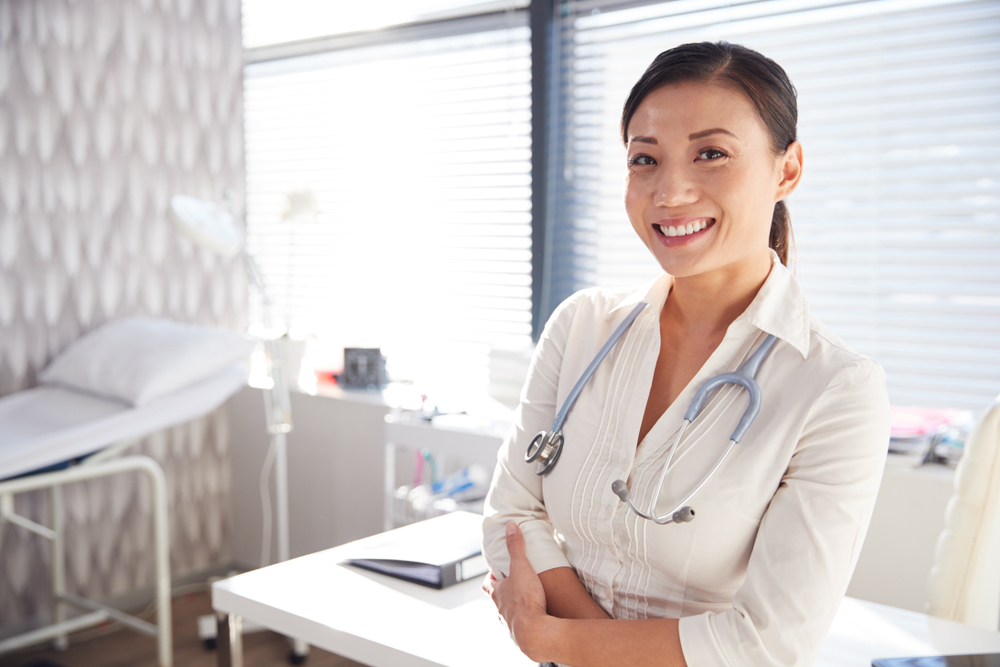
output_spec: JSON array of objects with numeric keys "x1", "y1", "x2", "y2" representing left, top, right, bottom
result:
[
  {"x1": 697, "y1": 148, "x2": 727, "y2": 161},
  {"x1": 628, "y1": 154, "x2": 656, "y2": 166}
]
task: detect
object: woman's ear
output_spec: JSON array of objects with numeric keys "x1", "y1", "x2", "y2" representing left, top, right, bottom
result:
[{"x1": 775, "y1": 141, "x2": 803, "y2": 201}]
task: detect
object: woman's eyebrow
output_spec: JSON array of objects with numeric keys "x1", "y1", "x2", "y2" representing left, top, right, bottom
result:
[
  {"x1": 689, "y1": 128, "x2": 737, "y2": 141},
  {"x1": 629, "y1": 129, "x2": 739, "y2": 144}
]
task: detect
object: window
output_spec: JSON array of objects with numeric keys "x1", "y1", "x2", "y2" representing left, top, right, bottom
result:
[
  {"x1": 550, "y1": 0, "x2": 1000, "y2": 409},
  {"x1": 242, "y1": 0, "x2": 527, "y2": 48},
  {"x1": 243, "y1": 0, "x2": 1000, "y2": 410},
  {"x1": 243, "y1": 6, "x2": 532, "y2": 396}
]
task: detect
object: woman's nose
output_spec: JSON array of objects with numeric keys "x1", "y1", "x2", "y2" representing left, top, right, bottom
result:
[{"x1": 654, "y1": 167, "x2": 698, "y2": 207}]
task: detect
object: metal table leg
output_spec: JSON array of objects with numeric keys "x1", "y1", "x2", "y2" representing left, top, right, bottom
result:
[
  {"x1": 217, "y1": 613, "x2": 243, "y2": 667},
  {"x1": 50, "y1": 485, "x2": 68, "y2": 651}
]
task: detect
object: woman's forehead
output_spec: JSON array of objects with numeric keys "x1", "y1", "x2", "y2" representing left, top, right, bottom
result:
[{"x1": 628, "y1": 80, "x2": 762, "y2": 139}]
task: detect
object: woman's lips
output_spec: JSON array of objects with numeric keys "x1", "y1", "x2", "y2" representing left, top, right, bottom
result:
[{"x1": 653, "y1": 218, "x2": 715, "y2": 245}]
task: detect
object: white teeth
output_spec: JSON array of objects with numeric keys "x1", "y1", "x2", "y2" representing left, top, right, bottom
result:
[{"x1": 658, "y1": 220, "x2": 710, "y2": 237}]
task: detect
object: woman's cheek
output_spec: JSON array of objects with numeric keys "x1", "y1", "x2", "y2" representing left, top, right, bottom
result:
[{"x1": 623, "y1": 177, "x2": 649, "y2": 240}]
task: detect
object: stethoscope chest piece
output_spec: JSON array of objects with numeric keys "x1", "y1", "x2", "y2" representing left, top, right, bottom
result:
[
  {"x1": 525, "y1": 430, "x2": 563, "y2": 476},
  {"x1": 525, "y1": 302, "x2": 649, "y2": 478}
]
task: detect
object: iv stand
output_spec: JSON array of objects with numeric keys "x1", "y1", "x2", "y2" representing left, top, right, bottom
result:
[
  {"x1": 244, "y1": 252, "x2": 293, "y2": 567},
  {"x1": 168, "y1": 194, "x2": 307, "y2": 663}
]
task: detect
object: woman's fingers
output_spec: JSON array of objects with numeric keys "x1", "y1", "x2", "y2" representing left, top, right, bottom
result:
[
  {"x1": 489, "y1": 523, "x2": 549, "y2": 655},
  {"x1": 505, "y1": 522, "x2": 531, "y2": 573},
  {"x1": 496, "y1": 522, "x2": 548, "y2": 615},
  {"x1": 482, "y1": 572, "x2": 499, "y2": 597}
]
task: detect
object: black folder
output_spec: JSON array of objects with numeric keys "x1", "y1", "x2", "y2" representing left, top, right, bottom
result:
[
  {"x1": 873, "y1": 654, "x2": 1000, "y2": 667},
  {"x1": 345, "y1": 511, "x2": 490, "y2": 589}
]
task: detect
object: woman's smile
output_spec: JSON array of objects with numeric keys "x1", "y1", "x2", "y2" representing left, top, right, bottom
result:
[{"x1": 652, "y1": 217, "x2": 716, "y2": 246}]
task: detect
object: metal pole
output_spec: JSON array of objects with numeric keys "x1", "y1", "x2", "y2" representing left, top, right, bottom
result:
[
  {"x1": 145, "y1": 458, "x2": 173, "y2": 667},
  {"x1": 384, "y1": 441, "x2": 396, "y2": 531},
  {"x1": 216, "y1": 613, "x2": 243, "y2": 667},
  {"x1": 50, "y1": 485, "x2": 67, "y2": 650},
  {"x1": 273, "y1": 431, "x2": 290, "y2": 564},
  {"x1": 240, "y1": 203, "x2": 305, "y2": 661}
]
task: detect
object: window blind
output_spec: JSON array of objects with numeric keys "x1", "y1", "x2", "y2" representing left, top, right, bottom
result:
[
  {"x1": 552, "y1": 0, "x2": 1000, "y2": 409},
  {"x1": 242, "y1": 0, "x2": 530, "y2": 48},
  {"x1": 243, "y1": 15, "x2": 533, "y2": 394}
]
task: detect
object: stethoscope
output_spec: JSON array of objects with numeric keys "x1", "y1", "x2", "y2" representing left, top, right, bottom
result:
[{"x1": 525, "y1": 301, "x2": 778, "y2": 525}]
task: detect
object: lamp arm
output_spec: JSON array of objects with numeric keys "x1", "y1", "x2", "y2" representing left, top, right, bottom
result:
[{"x1": 240, "y1": 249, "x2": 275, "y2": 331}]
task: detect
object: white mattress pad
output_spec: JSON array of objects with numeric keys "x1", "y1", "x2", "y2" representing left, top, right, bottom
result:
[{"x1": 0, "y1": 363, "x2": 248, "y2": 480}]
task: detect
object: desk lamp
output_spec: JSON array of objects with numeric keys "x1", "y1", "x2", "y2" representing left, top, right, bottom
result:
[{"x1": 168, "y1": 193, "x2": 307, "y2": 662}]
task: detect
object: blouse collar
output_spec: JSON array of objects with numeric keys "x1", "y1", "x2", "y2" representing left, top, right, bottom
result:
[{"x1": 606, "y1": 250, "x2": 811, "y2": 359}]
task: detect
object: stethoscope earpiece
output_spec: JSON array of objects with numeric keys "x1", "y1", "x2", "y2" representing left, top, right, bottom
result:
[
  {"x1": 673, "y1": 506, "x2": 695, "y2": 523},
  {"x1": 611, "y1": 479, "x2": 630, "y2": 501},
  {"x1": 611, "y1": 476, "x2": 698, "y2": 525}
]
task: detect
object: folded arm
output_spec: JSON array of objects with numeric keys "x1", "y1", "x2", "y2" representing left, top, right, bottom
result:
[
  {"x1": 487, "y1": 522, "x2": 686, "y2": 666},
  {"x1": 538, "y1": 567, "x2": 611, "y2": 620}
]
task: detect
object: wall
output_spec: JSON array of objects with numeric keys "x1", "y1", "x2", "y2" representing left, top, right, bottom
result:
[
  {"x1": 227, "y1": 386, "x2": 391, "y2": 569},
  {"x1": 0, "y1": 0, "x2": 246, "y2": 630},
  {"x1": 847, "y1": 464, "x2": 955, "y2": 613}
]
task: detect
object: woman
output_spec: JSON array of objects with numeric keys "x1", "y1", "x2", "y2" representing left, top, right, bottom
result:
[{"x1": 481, "y1": 42, "x2": 890, "y2": 667}]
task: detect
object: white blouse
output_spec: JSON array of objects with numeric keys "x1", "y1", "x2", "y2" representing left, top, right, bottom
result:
[{"x1": 482, "y1": 254, "x2": 890, "y2": 667}]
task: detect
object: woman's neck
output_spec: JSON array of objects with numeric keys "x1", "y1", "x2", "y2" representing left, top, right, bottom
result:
[{"x1": 662, "y1": 252, "x2": 773, "y2": 338}]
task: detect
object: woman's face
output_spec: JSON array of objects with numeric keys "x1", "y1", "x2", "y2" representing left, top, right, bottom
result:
[{"x1": 623, "y1": 80, "x2": 801, "y2": 280}]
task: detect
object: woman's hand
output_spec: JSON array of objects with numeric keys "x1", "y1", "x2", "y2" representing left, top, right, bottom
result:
[
  {"x1": 484, "y1": 522, "x2": 686, "y2": 667},
  {"x1": 483, "y1": 522, "x2": 551, "y2": 660}
]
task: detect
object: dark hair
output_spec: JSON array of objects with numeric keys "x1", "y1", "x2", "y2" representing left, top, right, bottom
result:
[{"x1": 621, "y1": 42, "x2": 797, "y2": 265}]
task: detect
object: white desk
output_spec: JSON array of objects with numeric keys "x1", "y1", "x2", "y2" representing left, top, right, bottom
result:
[{"x1": 212, "y1": 531, "x2": 1000, "y2": 667}]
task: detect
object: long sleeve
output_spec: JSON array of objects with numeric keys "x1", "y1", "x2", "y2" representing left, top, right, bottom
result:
[
  {"x1": 482, "y1": 293, "x2": 585, "y2": 578},
  {"x1": 678, "y1": 357, "x2": 890, "y2": 667}
]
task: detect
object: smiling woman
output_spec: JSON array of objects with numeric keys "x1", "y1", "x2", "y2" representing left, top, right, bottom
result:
[
  {"x1": 623, "y1": 82, "x2": 798, "y2": 295},
  {"x1": 621, "y1": 43, "x2": 800, "y2": 272},
  {"x1": 482, "y1": 42, "x2": 890, "y2": 667}
]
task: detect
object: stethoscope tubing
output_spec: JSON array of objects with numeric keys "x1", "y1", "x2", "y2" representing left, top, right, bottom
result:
[
  {"x1": 550, "y1": 302, "x2": 648, "y2": 434},
  {"x1": 624, "y1": 433, "x2": 737, "y2": 524},
  {"x1": 682, "y1": 333, "x2": 778, "y2": 442},
  {"x1": 613, "y1": 332, "x2": 779, "y2": 523},
  {"x1": 525, "y1": 294, "x2": 780, "y2": 526},
  {"x1": 525, "y1": 301, "x2": 648, "y2": 476}
]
